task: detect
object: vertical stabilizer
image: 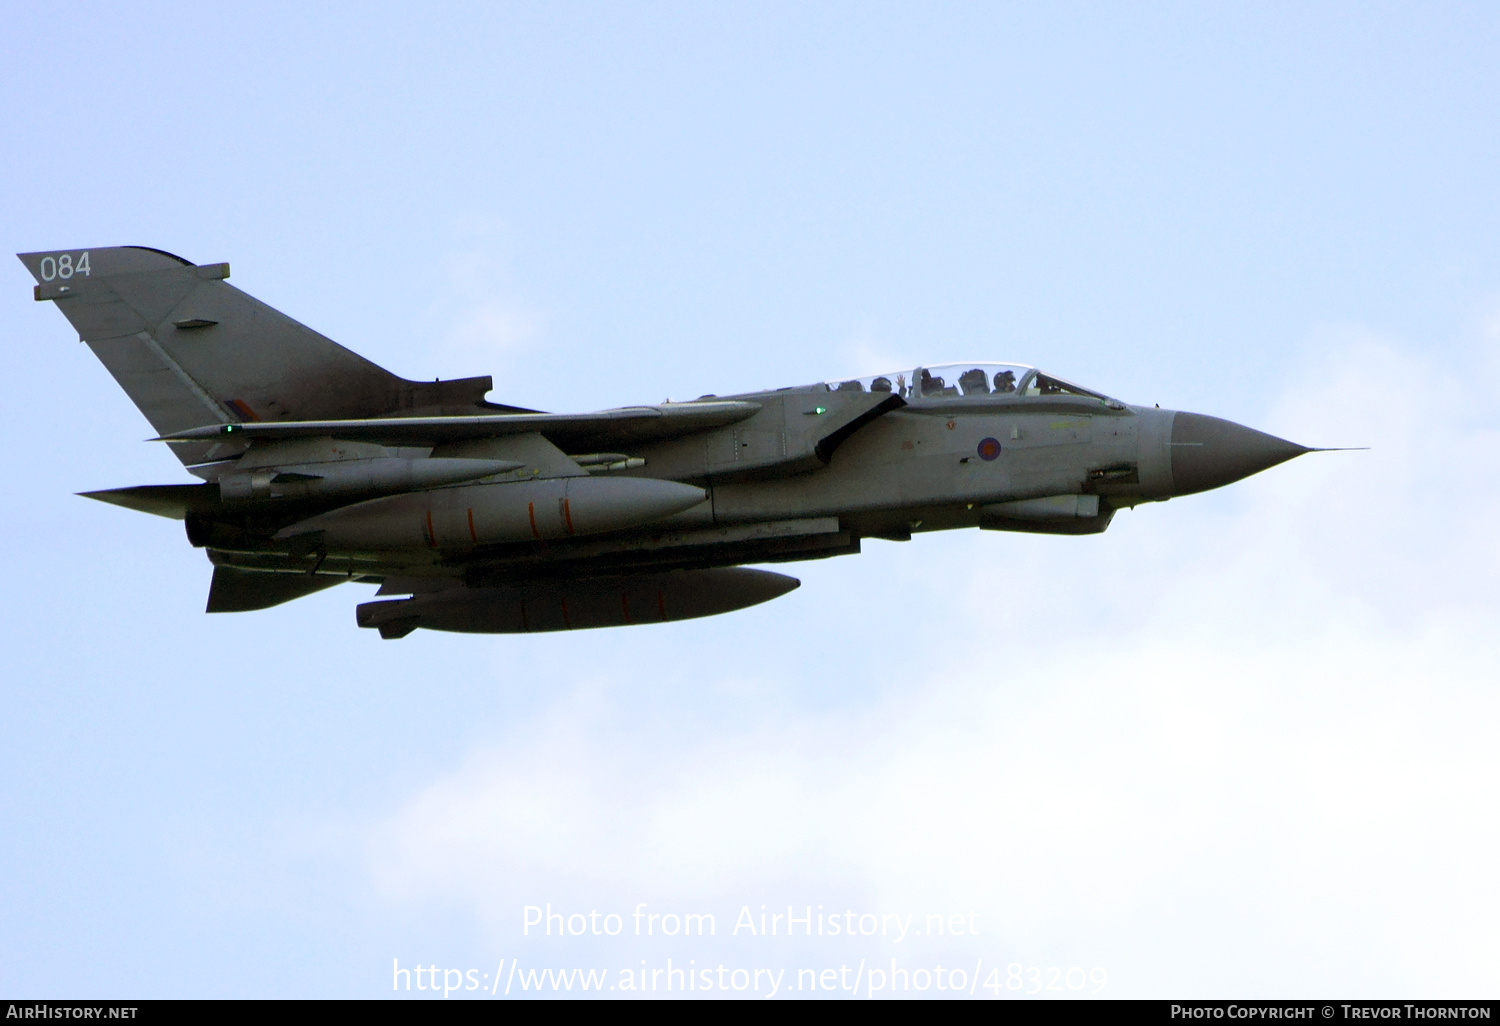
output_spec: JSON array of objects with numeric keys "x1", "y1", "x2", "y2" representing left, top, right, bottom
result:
[{"x1": 19, "y1": 246, "x2": 507, "y2": 466}]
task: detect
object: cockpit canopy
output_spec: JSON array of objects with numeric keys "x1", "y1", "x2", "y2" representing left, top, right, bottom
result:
[{"x1": 824, "y1": 363, "x2": 1122, "y2": 405}]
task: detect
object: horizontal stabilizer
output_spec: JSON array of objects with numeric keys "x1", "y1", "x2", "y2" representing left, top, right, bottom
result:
[
  {"x1": 80, "y1": 483, "x2": 221, "y2": 520},
  {"x1": 206, "y1": 566, "x2": 346, "y2": 613}
]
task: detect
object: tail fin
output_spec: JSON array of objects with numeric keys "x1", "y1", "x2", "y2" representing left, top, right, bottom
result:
[{"x1": 19, "y1": 246, "x2": 508, "y2": 467}]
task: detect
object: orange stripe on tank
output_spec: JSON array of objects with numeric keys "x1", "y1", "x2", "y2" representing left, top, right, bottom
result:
[
  {"x1": 563, "y1": 498, "x2": 575, "y2": 535},
  {"x1": 528, "y1": 501, "x2": 540, "y2": 540},
  {"x1": 424, "y1": 510, "x2": 437, "y2": 548},
  {"x1": 467, "y1": 507, "x2": 477, "y2": 543}
]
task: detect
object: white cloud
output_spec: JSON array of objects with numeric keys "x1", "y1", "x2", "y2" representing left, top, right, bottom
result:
[
  {"x1": 420, "y1": 238, "x2": 548, "y2": 386},
  {"x1": 366, "y1": 328, "x2": 1500, "y2": 995},
  {"x1": 838, "y1": 323, "x2": 917, "y2": 381},
  {"x1": 446, "y1": 299, "x2": 543, "y2": 364}
]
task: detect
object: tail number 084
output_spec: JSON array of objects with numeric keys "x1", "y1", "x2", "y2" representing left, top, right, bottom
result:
[{"x1": 38, "y1": 252, "x2": 90, "y2": 281}]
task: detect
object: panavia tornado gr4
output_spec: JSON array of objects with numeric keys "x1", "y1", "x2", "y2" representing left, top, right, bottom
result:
[{"x1": 22, "y1": 246, "x2": 1318, "y2": 639}]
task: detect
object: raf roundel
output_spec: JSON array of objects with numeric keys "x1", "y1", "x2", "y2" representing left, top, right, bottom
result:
[{"x1": 977, "y1": 437, "x2": 1002, "y2": 461}]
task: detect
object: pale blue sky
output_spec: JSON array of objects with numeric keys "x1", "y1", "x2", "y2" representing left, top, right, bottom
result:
[{"x1": 2, "y1": 1, "x2": 1497, "y2": 998}]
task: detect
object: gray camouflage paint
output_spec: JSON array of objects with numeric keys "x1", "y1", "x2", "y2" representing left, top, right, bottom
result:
[{"x1": 19, "y1": 246, "x2": 1311, "y2": 636}]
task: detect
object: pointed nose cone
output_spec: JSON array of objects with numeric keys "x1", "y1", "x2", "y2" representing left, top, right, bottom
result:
[{"x1": 1170, "y1": 412, "x2": 1309, "y2": 496}]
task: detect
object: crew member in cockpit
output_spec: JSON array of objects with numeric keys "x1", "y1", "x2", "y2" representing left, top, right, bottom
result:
[
  {"x1": 993, "y1": 370, "x2": 1017, "y2": 393},
  {"x1": 959, "y1": 368, "x2": 989, "y2": 395}
]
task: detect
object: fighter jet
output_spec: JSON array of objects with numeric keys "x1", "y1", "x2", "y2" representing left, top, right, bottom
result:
[{"x1": 20, "y1": 246, "x2": 1318, "y2": 638}]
